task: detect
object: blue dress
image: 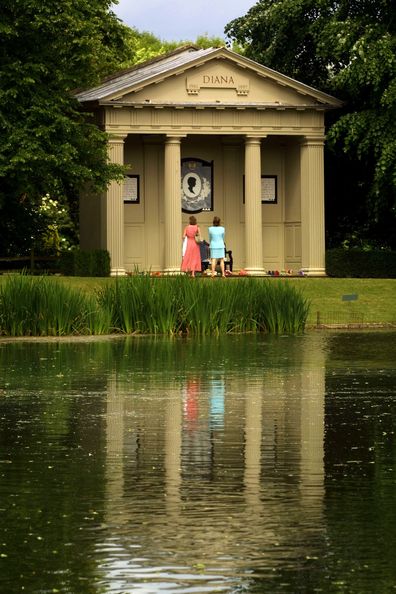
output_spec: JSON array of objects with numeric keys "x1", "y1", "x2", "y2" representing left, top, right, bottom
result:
[{"x1": 208, "y1": 226, "x2": 225, "y2": 259}]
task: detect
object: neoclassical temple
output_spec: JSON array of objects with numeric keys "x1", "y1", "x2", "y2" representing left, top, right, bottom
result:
[{"x1": 76, "y1": 46, "x2": 341, "y2": 275}]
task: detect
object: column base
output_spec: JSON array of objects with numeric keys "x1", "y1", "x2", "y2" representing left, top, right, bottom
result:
[
  {"x1": 110, "y1": 268, "x2": 126, "y2": 277},
  {"x1": 163, "y1": 268, "x2": 184, "y2": 276},
  {"x1": 244, "y1": 268, "x2": 268, "y2": 276},
  {"x1": 300, "y1": 267, "x2": 326, "y2": 277}
]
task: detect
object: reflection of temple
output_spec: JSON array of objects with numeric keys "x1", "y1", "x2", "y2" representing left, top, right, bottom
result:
[{"x1": 103, "y1": 337, "x2": 326, "y2": 585}]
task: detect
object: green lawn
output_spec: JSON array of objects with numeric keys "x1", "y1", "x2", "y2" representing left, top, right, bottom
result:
[
  {"x1": 1, "y1": 274, "x2": 395, "y2": 327},
  {"x1": 287, "y1": 277, "x2": 396, "y2": 326}
]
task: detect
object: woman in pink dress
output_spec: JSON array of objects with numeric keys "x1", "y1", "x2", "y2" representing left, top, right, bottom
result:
[{"x1": 181, "y1": 215, "x2": 202, "y2": 277}]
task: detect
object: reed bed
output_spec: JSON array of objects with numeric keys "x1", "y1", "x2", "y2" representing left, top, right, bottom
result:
[
  {"x1": 0, "y1": 274, "x2": 110, "y2": 336},
  {"x1": 91, "y1": 275, "x2": 310, "y2": 335},
  {"x1": 0, "y1": 274, "x2": 310, "y2": 336},
  {"x1": 97, "y1": 275, "x2": 181, "y2": 335}
]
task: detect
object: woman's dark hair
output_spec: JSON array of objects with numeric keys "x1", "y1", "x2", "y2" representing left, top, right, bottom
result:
[
  {"x1": 213, "y1": 216, "x2": 221, "y2": 226},
  {"x1": 189, "y1": 215, "x2": 197, "y2": 225}
]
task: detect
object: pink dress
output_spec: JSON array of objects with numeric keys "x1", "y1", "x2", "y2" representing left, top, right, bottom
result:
[{"x1": 181, "y1": 224, "x2": 201, "y2": 272}]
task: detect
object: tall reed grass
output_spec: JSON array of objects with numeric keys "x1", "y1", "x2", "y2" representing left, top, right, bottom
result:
[
  {"x1": 97, "y1": 275, "x2": 181, "y2": 334},
  {"x1": 0, "y1": 274, "x2": 111, "y2": 336},
  {"x1": 0, "y1": 274, "x2": 310, "y2": 336},
  {"x1": 98, "y1": 275, "x2": 309, "y2": 335}
]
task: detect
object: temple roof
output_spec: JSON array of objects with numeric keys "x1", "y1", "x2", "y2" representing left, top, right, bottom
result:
[{"x1": 75, "y1": 46, "x2": 342, "y2": 109}]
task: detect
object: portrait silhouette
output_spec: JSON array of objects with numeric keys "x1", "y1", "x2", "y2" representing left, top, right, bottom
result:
[{"x1": 187, "y1": 176, "x2": 196, "y2": 194}]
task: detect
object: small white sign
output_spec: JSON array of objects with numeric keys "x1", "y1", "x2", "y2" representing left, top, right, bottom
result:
[
  {"x1": 123, "y1": 175, "x2": 139, "y2": 202},
  {"x1": 261, "y1": 176, "x2": 277, "y2": 203}
]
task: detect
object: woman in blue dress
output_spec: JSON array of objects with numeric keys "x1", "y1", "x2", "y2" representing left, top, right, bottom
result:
[{"x1": 208, "y1": 216, "x2": 226, "y2": 277}]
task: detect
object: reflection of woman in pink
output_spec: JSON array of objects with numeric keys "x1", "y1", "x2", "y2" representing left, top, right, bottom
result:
[
  {"x1": 184, "y1": 379, "x2": 199, "y2": 427},
  {"x1": 181, "y1": 215, "x2": 202, "y2": 277}
]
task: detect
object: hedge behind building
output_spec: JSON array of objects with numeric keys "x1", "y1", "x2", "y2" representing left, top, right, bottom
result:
[
  {"x1": 326, "y1": 249, "x2": 396, "y2": 278},
  {"x1": 60, "y1": 249, "x2": 110, "y2": 277}
]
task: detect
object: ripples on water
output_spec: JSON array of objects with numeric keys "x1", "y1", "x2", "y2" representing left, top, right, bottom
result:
[{"x1": 0, "y1": 332, "x2": 395, "y2": 593}]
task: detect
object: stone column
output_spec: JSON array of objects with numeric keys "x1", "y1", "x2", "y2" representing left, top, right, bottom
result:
[
  {"x1": 164, "y1": 135, "x2": 184, "y2": 273},
  {"x1": 300, "y1": 136, "x2": 326, "y2": 276},
  {"x1": 106, "y1": 134, "x2": 127, "y2": 276},
  {"x1": 244, "y1": 136, "x2": 266, "y2": 275}
]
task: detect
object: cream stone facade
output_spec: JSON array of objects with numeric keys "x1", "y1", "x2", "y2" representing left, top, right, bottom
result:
[{"x1": 76, "y1": 46, "x2": 342, "y2": 276}]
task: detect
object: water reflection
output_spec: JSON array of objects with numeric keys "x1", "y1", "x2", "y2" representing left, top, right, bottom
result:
[{"x1": 0, "y1": 332, "x2": 395, "y2": 593}]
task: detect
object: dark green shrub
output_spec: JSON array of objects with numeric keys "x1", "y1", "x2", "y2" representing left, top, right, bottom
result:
[
  {"x1": 91, "y1": 249, "x2": 110, "y2": 277},
  {"x1": 59, "y1": 249, "x2": 110, "y2": 277},
  {"x1": 74, "y1": 250, "x2": 92, "y2": 276},
  {"x1": 326, "y1": 249, "x2": 396, "y2": 278},
  {"x1": 59, "y1": 251, "x2": 75, "y2": 276}
]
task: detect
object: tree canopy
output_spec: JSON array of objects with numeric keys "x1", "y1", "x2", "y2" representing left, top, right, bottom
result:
[
  {"x1": 118, "y1": 29, "x2": 226, "y2": 68},
  {"x1": 0, "y1": 0, "x2": 131, "y2": 255},
  {"x1": 226, "y1": 0, "x2": 396, "y2": 248}
]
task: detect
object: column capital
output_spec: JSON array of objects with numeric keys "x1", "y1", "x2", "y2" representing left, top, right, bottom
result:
[
  {"x1": 245, "y1": 135, "x2": 266, "y2": 144},
  {"x1": 107, "y1": 133, "x2": 128, "y2": 145},
  {"x1": 300, "y1": 135, "x2": 325, "y2": 147},
  {"x1": 165, "y1": 134, "x2": 187, "y2": 143}
]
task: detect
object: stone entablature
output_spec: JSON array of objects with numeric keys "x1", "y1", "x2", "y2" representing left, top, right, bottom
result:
[{"x1": 104, "y1": 105, "x2": 325, "y2": 136}]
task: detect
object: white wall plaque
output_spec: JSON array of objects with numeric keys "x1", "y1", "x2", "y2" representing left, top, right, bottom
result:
[
  {"x1": 123, "y1": 175, "x2": 140, "y2": 203},
  {"x1": 261, "y1": 175, "x2": 277, "y2": 203}
]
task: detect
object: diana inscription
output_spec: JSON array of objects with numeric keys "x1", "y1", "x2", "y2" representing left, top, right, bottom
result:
[{"x1": 186, "y1": 71, "x2": 249, "y2": 95}]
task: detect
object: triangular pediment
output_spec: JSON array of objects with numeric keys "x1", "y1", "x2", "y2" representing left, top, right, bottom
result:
[{"x1": 75, "y1": 46, "x2": 342, "y2": 109}]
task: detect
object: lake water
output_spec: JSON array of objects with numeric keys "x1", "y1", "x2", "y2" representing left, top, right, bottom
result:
[{"x1": 0, "y1": 331, "x2": 395, "y2": 594}]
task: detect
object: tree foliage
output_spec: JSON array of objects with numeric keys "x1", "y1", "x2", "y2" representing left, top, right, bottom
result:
[
  {"x1": 226, "y1": 0, "x2": 396, "y2": 248},
  {"x1": 0, "y1": 0, "x2": 131, "y2": 255},
  {"x1": 118, "y1": 29, "x2": 178, "y2": 68},
  {"x1": 118, "y1": 29, "x2": 226, "y2": 68},
  {"x1": 226, "y1": 0, "x2": 331, "y2": 88}
]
